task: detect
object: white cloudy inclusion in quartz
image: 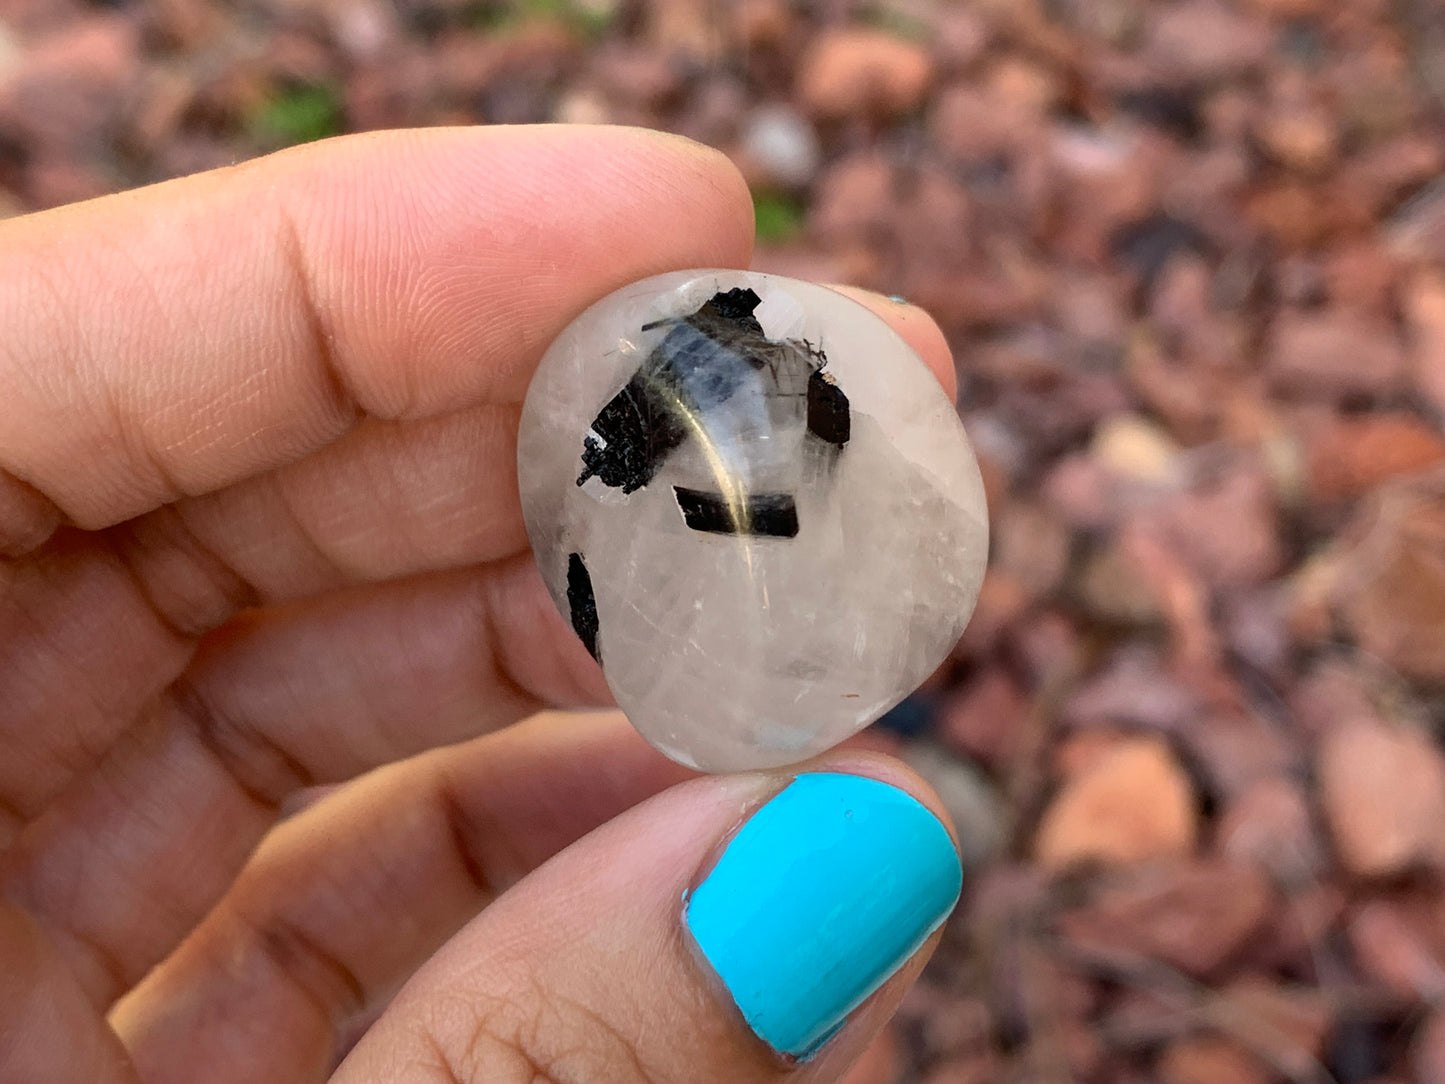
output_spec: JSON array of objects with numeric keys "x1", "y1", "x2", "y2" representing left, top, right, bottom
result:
[{"x1": 518, "y1": 270, "x2": 989, "y2": 772}]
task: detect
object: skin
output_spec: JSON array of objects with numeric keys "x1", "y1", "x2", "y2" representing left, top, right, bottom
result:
[{"x1": 0, "y1": 125, "x2": 961, "y2": 1084}]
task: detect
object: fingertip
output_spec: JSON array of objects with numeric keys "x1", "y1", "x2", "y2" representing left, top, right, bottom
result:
[
  {"x1": 549, "y1": 124, "x2": 757, "y2": 270},
  {"x1": 619, "y1": 126, "x2": 757, "y2": 248},
  {"x1": 684, "y1": 768, "x2": 961, "y2": 1059},
  {"x1": 790, "y1": 747, "x2": 963, "y2": 850},
  {"x1": 661, "y1": 132, "x2": 758, "y2": 269},
  {"x1": 825, "y1": 285, "x2": 958, "y2": 403}
]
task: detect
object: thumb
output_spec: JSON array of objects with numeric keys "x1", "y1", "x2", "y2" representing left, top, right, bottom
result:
[{"x1": 331, "y1": 758, "x2": 962, "y2": 1083}]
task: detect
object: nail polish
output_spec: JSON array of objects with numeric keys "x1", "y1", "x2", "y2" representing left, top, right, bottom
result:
[{"x1": 684, "y1": 773, "x2": 962, "y2": 1058}]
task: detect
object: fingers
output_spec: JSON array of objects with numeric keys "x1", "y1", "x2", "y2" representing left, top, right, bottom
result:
[
  {"x1": 112, "y1": 712, "x2": 693, "y2": 1084},
  {"x1": 0, "y1": 556, "x2": 601, "y2": 1005},
  {"x1": 164, "y1": 556, "x2": 608, "y2": 788},
  {"x1": 0, "y1": 404, "x2": 542, "y2": 823},
  {"x1": 0, "y1": 122, "x2": 752, "y2": 821},
  {"x1": 0, "y1": 125, "x2": 754, "y2": 540},
  {"x1": 0, "y1": 534, "x2": 194, "y2": 825},
  {"x1": 133, "y1": 404, "x2": 530, "y2": 608},
  {"x1": 333, "y1": 757, "x2": 961, "y2": 1084},
  {"x1": 0, "y1": 900, "x2": 136, "y2": 1084}
]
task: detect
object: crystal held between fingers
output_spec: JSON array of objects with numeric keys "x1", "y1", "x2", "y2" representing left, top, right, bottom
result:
[{"x1": 518, "y1": 270, "x2": 989, "y2": 772}]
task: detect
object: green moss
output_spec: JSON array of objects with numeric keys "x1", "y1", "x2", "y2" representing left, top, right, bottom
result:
[
  {"x1": 464, "y1": 0, "x2": 616, "y2": 38},
  {"x1": 861, "y1": 4, "x2": 932, "y2": 41},
  {"x1": 566, "y1": 0, "x2": 617, "y2": 39},
  {"x1": 251, "y1": 84, "x2": 342, "y2": 146},
  {"x1": 752, "y1": 191, "x2": 806, "y2": 245}
]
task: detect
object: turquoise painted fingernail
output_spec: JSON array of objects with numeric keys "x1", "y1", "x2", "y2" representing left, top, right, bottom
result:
[{"x1": 684, "y1": 773, "x2": 962, "y2": 1059}]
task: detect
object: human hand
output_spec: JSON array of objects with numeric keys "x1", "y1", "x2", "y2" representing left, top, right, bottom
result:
[{"x1": 0, "y1": 125, "x2": 963, "y2": 1084}]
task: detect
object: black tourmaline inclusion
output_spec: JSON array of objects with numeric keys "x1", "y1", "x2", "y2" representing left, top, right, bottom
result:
[
  {"x1": 566, "y1": 552, "x2": 600, "y2": 661},
  {"x1": 806, "y1": 370, "x2": 850, "y2": 446},
  {"x1": 575, "y1": 286, "x2": 851, "y2": 534},
  {"x1": 574, "y1": 373, "x2": 690, "y2": 493},
  {"x1": 693, "y1": 286, "x2": 767, "y2": 328},
  {"x1": 673, "y1": 486, "x2": 800, "y2": 538},
  {"x1": 577, "y1": 288, "x2": 770, "y2": 494}
]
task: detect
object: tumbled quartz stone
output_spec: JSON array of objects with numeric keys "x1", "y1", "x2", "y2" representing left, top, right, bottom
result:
[{"x1": 518, "y1": 270, "x2": 988, "y2": 772}]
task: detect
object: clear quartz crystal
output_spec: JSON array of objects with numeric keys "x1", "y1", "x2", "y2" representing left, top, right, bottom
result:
[{"x1": 518, "y1": 270, "x2": 989, "y2": 772}]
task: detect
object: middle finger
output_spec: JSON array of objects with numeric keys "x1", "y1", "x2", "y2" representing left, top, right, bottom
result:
[{"x1": 0, "y1": 403, "x2": 526, "y2": 825}]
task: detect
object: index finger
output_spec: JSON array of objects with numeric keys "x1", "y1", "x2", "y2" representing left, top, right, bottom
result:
[{"x1": 0, "y1": 125, "x2": 755, "y2": 542}]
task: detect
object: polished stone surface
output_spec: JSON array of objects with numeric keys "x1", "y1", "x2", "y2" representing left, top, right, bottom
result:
[{"x1": 519, "y1": 270, "x2": 988, "y2": 772}]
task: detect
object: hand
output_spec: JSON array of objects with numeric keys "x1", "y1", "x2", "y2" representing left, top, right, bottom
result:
[{"x1": 0, "y1": 125, "x2": 963, "y2": 1084}]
